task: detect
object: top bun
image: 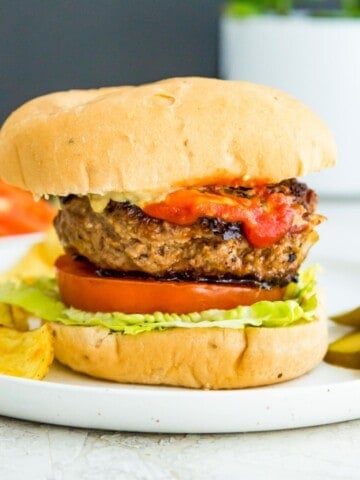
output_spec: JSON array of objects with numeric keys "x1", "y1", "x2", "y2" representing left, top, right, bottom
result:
[{"x1": 0, "y1": 77, "x2": 336, "y2": 197}]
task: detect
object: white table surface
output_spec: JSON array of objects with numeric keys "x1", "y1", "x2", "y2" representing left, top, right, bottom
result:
[{"x1": 1, "y1": 199, "x2": 360, "y2": 480}]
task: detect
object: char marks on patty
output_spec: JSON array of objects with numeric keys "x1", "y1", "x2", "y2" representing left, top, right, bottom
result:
[{"x1": 54, "y1": 179, "x2": 322, "y2": 286}]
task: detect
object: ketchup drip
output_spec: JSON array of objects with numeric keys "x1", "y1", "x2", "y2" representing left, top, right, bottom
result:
[{"x1": 143, "y1": 188, "x2": 295, "y2": 248}]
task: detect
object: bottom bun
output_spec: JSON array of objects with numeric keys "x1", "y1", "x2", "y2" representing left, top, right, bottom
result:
[{"x1": 51, "y1": 305, "x2": 328, "y2": 389}]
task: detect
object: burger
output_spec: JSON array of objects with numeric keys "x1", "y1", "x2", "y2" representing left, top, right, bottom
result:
[{"x1": 0, "y1": 77, "x2": 336, "y2": 389}]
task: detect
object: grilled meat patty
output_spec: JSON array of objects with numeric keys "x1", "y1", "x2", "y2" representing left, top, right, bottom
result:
[{"x1": 54, "y1": 179, "x2": 322, "y2": 286}]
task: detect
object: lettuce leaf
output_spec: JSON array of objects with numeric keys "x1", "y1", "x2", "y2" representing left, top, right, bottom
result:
[{"x1": 0, "y1": 267, "x2": 318, "y2": 334}]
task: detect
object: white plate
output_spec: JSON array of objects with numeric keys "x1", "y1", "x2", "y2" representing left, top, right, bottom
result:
[
  {"x1": 0, "y1": 232, "x2": 43, "y2": 270},
  {"x1": 0, "y1": 230, "x2": 360, "y2": 433}
]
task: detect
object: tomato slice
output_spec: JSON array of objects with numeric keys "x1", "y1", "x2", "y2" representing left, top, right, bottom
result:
[{"x1": 55, "y1": 255, "x2": 286, "y2": 314}]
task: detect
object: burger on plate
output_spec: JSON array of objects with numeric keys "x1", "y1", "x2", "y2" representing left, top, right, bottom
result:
[{"x1": 0, "y1": 77, "x2": 336, "y2": 389}]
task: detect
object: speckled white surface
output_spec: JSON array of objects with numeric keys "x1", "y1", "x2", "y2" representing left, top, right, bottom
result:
[
  {"x1": 0, "y1": 415, "x2": 360, "y2": 480},
  {"x1": 1, "y1": 200, "x2": 360, "y2": 479}
]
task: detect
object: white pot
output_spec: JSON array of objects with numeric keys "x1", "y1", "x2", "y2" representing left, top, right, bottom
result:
[{"x1": 219, "y1": 14, "x2": 360, "y2": 197}]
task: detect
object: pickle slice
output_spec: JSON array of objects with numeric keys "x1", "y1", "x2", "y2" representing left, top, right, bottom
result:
[
  {"x1": 325, "y1": 331, "x2": 360, "y2": 369},
  {"x1": 331, "y1": 307, "x2": 360, "y2": 327}
]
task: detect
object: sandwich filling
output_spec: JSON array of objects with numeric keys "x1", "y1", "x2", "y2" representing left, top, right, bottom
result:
[
  {"x1": 54, "y1": 179, "x2": 322, "y2": 287},
  {"x1": 0, "y1": 267, "x2": 318, "y2": 334}
]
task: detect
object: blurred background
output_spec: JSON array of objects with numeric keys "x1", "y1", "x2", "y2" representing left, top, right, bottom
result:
[
  {"x1": 0, "y1": 0, "x2": 224, "y2": 123},
  {"x1": 1, "y1": 0, "x2": 359, "y2": 197}
]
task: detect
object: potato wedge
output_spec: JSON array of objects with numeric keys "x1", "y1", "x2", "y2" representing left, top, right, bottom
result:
[
  {"x1": 0, "y1": 303, "x2": 15, "y2": 328},
  {"x1": 10, "y1": 306, "x2": 31, "y2": 331},
  {"x1": 331, "y1": 307, "x2": 360, "y2": 328},
  {"x1": 0, "y1": 227, "x2": 63, "y2": 281},
  {"x1": 39, "y1": 226, "x2": 64, "y2": 266},
  {"x1": 325, "y1": 331, "x2": 360, "y2": 369},
  {"x1": 0, "y1": 324, "x2": 54, "y2": 379}
]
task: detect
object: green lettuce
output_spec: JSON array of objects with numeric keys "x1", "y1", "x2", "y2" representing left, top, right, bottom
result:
[{"x1": 0, "y1": 267, "x2": 318, "y2": 335}]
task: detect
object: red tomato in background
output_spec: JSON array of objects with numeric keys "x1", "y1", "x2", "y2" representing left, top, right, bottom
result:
[{"x1": 0, "y1": 180, "x2": 56, "y2": 236}]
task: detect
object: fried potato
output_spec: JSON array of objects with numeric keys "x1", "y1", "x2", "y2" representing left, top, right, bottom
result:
[
  {"x1": 39, "y1": 226, "x2": 64, "y2": 265},
  {"x1": 1, "y1": 227, "x2": 63, "y2": 281},
  {"x1": 0, "y1": 228, "x2": 59, "y2": 380},
  {"x1": 0, "y1": 303, "x2": 15, "y2": 328},
  {"x1": 0, "y1": 324, "x2": 54, "y2": 379},
  {"x1": 325, "y1": 331, "x2": 360, "y2": 369},
  {"x1": 10, "y1": 306, "x2": 31, "y2": 331},
  {"x1": 0, "y1": 304, "x2": 31, "y2": 330}
]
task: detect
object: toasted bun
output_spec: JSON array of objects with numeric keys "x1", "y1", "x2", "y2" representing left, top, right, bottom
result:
[
  {"x1": 50, "y1": 304, "x2": 327, "y2": 389},
  {"x1": 0, "y1": 77, "x2": 335, "y2": 197}
]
